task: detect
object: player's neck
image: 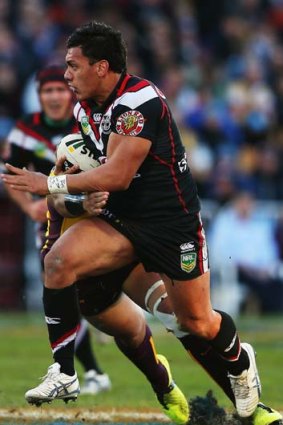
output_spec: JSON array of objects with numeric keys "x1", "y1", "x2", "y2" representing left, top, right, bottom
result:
[{"x1": 95, "y1": 72, "x2": 122, "y2": 106}]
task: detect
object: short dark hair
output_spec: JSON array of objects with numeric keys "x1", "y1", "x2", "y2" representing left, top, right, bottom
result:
[{"x1": 67, "y1": 21, "x2": 127, "y2": 73}]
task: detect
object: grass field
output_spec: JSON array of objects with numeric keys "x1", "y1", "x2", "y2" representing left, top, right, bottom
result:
[{"x1": 0, "y1": 312, "x2": 282, "y2": 424}]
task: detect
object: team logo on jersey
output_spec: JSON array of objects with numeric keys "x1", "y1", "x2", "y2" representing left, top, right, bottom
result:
[
  {"x1": 81, "y1": 116, "x2": 91, "y2": 136},
  {"x1": 178, "y1": 153, "x2": 188, "y2": 173},
  {"x1": 116, "y1": 110, "x2": 144, "y2": 136},
  {"x1": 180, "y1": 252, "x2": 196, "y2": 273},
  {"x1": 101, "y1": 114, "x2": 111, "y2": 134},
  {"x1": 93, "y1": 113, "x2": 102, "y2": 122}
]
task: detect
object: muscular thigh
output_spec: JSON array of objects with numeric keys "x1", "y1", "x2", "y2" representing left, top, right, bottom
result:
[
  {"x1": 46, "y1": 216, "x2": 137, "y2": 279},
  {"x1": 85, "y1": 293, "x2": 146, "y2": 347}
]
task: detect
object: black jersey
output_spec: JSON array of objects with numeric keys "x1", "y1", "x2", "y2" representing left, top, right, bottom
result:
[
  {"x1": 6, "y1": 112, "x2": 78, "y2": 175},
  {"x1": 74, "y1": 73, "x2": 200, "y2": 221}
]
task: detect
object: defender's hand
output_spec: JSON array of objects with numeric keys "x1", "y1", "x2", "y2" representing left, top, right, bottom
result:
[
  {"x1": 83, "y1": 191, "x2": 109, "y2": 216},
  {"x1": 1, "y1": 164, "x2": 49, "y2": 195}
]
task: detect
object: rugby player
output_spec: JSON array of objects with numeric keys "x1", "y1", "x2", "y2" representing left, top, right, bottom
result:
[
  {"x1": 2, "y1": 21, "x2": 277, "y2": 422},
  {"x1": 2, "y1": 65, "x2": 111, "y2": 395},
  {"x1": 45, "y1": 187, "x2": 283, "y2": 425},
  {"x1": 39, "y1": 194, "x2": 190, "y2": 425}
]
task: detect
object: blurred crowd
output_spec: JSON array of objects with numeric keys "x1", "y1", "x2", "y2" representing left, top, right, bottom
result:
[
  {"x1": 1, "y1": 0, "x2": 283, "y2": 312},
  {"x1": 1, "y1": 0, "x2": 283, "y2": 202}
]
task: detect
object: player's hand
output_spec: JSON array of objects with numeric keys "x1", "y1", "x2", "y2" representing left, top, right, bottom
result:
[
  {"x1": 1, "y1": 164, "x2": 49, "y2": 195},
  {"x1": 83, "y1": 191, "x2": 109, "y2": 216},
  {"x1": 54, "y1": 156, "x2": 79, "y2": 175}
]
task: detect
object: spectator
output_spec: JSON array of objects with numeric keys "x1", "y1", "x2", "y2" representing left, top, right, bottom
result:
[{"x1": 209, "y1": 190, "x2": 283, "y2": 313}]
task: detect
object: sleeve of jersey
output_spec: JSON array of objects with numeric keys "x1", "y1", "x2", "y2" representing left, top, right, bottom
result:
[{"x1": 111, "y1": 92, "x2": 164, "y2": 144}]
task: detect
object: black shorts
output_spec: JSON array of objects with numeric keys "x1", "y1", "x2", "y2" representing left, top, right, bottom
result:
[
  {"x1": 100, "y1": 210, "x2": 209, "y2": 280},
  {"x1": 76, "y1": 262, "x2": 137, "y2": 316}
]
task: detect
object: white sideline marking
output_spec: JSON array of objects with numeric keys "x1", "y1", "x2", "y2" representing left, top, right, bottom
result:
[{"x1": 0, "y1": 408, "x2": 170, "y2": 423}]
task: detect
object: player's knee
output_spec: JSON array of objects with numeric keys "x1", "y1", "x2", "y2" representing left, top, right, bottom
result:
[
  {"x1": 44, "y1": 249, "x2": 72, "y2": 288},
  {"x1": 123, "y1": 309, "x2": 146, "y2": 346},
  {"x1": 115, "y1": 316, "x2": 146, "y2": 348}
]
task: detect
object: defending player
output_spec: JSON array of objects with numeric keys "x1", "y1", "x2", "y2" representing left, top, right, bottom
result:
[{"x1": 2, "y1": 65, "x2": 110, "y2": 395}]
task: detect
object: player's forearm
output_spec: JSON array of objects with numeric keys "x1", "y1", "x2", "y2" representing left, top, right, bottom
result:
[
  {"x1": 66, "y1": 162, "x2": 132, "y2": 193},
  {"x1": 48, "y1": 194, "x2": 86, "y2": 218},
  {"x1": 1, "y1": 158, "x2": 135, "y2": 196}
]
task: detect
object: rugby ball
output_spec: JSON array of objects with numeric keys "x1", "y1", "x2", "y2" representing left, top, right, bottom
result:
[{"x1": 56, "y1": 133, "x2": 100, "y2": 171}]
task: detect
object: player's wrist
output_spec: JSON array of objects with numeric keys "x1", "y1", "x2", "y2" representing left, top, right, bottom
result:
[
  {"x1": 47, "y1": 175, "x2": 69, "y2": 194},
  {"x1": 64, "y1": 194, "x2": 86, "y2": 216}
]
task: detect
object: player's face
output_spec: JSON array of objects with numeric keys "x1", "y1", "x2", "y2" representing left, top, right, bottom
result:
[
  {"x1": 65, "y1": 47, "x2": 103, "y2": 102},
  {"x1": 39, "y1": 82, "x2": 73, "y2": 121}
]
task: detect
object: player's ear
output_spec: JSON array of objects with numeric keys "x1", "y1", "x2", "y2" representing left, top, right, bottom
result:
[{"x1": 96, "y1": 60, "x2": 109, "y2": 77}]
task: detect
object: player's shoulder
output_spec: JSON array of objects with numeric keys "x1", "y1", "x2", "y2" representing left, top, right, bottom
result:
[
  {"x1": 115, "y1": 74, "x2": 166, "y2": 110},
  {"x1": 124, "y1": 74, "x2": 150, "y2": 90}
]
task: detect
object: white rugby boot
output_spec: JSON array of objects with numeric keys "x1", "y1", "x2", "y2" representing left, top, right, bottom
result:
[
  {"x1": 80, "y1": 369, "x2": 112, "y2": 395},
  {"x1": 25, "y1": 362, "x2": 80, "y2": 406},
  {"x1": 228, "y1": 342, "x2": 261, "y2": 417}
]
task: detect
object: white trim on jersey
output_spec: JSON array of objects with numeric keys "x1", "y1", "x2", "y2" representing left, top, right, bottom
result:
[
  {"x1": 74, "y1": 85, "x2": 160, "y2": 122},
  {"x1": 7, "y1": 128, "x2": 57, "y2": 163},
  {"x1": 113, "y1": 85, "x2": 159, "y2": 110},
  {"x1": 74, "y1": 103, "x2": 85, "y2": 122}
]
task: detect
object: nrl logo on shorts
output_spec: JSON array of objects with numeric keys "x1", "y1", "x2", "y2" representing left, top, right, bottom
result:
[{"x1": 180, "y1": 253, "x2": 196, "y2": 273}]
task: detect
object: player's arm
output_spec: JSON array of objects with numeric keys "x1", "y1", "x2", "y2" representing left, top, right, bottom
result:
[
  {"x1": 49, "y1": 191, "x2": 108, "y2": 217},
  {"x1": 4, "y1": 184, "x2": 47, "y2": 222},
  {"x1": 66, "y1": 133, "x2": 151, "y2": 193},
  {"x1": 1, "y1": 134, "x2": 151, "y2": 195}
]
